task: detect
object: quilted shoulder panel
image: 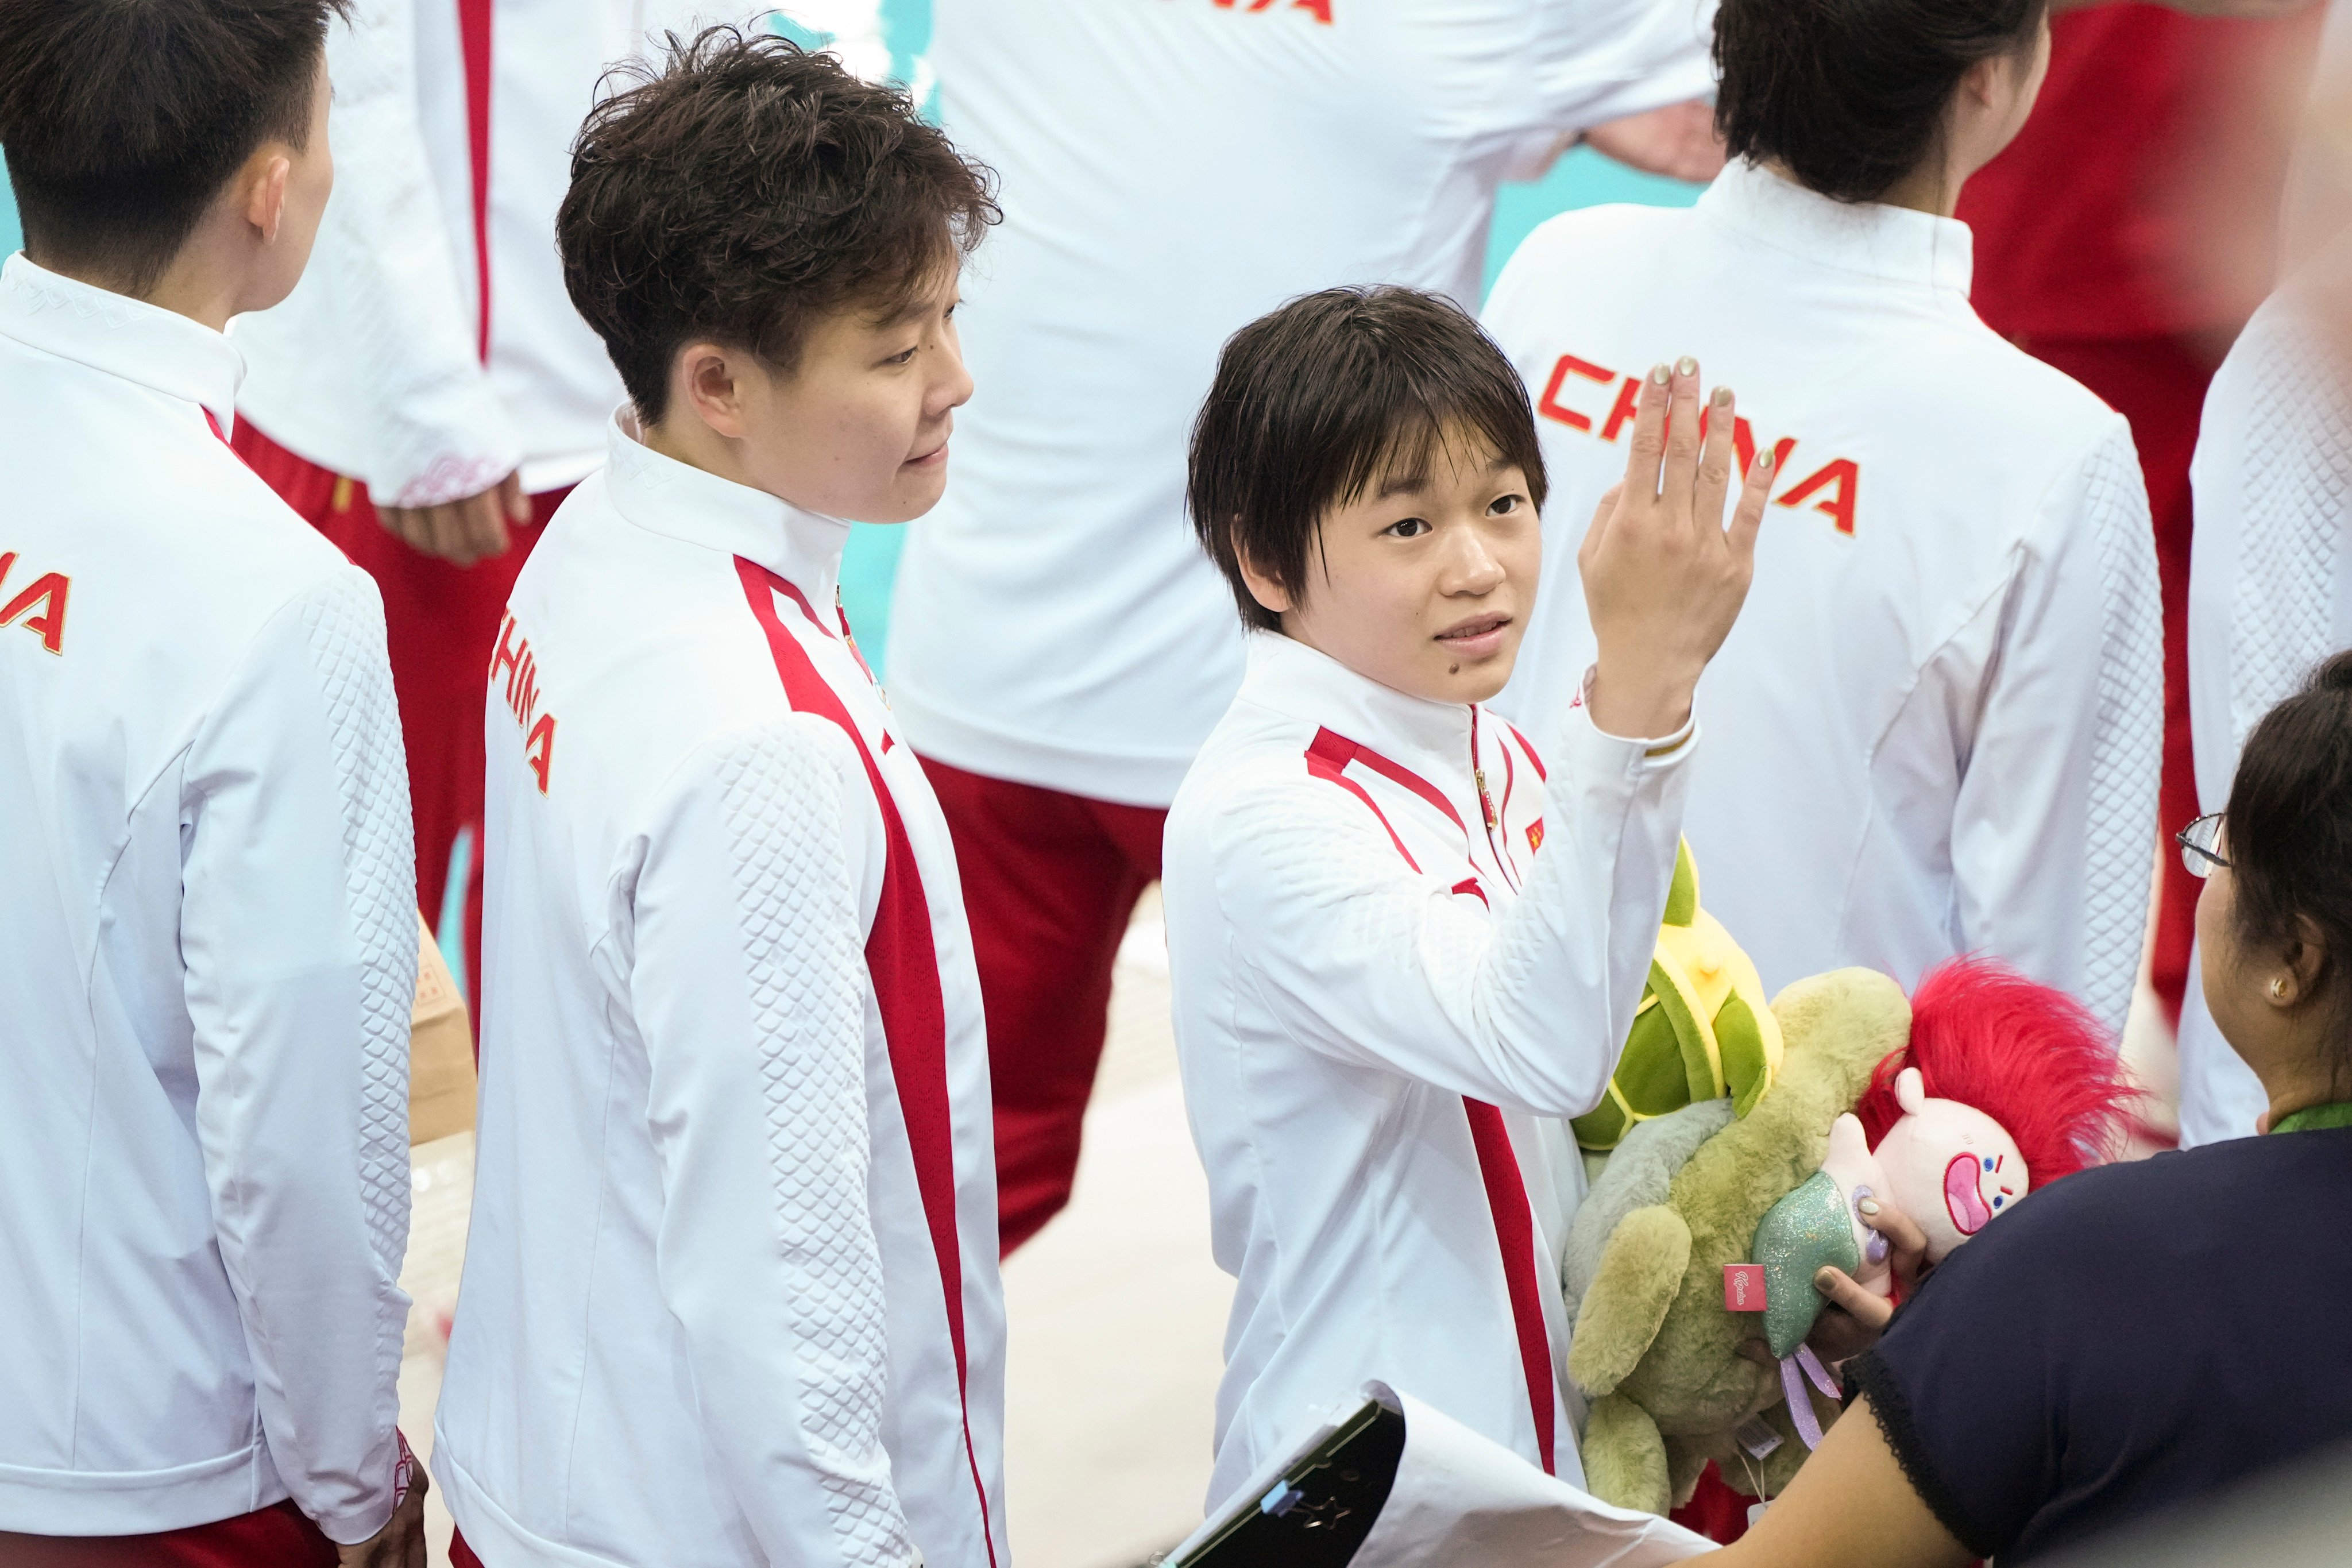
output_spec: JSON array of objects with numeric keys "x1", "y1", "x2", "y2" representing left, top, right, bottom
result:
[
  {"x1": 2076, "y1": 429, "x2": 2165, "y2": 1031},
  {"x1": 713, "y1": 719, "x2": 914, "y2": 1567},
  {"x1": 295, "y1": 567, "x2": 416, "y2": 1277}
]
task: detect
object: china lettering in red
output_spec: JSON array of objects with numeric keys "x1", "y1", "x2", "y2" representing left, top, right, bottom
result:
[
  {"x1": 488, "y1": 611, "x2": 558, "y2": 793},
  {"x1": 1536, "y1": 352, "x2": 1860, "y2": 536},
  {"x1": 0, "y1": 550, "x2": 70, "y2": 655},
  {"x1": 1197, "y1": 0, "x2": 1333, "y2": 24}
]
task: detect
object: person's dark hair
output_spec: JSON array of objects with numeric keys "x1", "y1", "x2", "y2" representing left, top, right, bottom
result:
[
  {"x1": 558, "y1": 26, "x2": 998, "y2": 423},
  {"x1": 1188, "y1": 285, "x2": 1548, "y2": 634},
  {"x1": 2227, "y1": 650, "x2": 2352, "y2": 1080},
  {"x1": 0, "y1": 0, "x2": 345, "y2": 294},
  {"x1": 1713, "y1": 0, "x2": 2048, "y2": 204}
]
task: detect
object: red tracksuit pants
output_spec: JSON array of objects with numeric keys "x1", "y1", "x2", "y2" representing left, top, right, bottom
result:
[
  {"x1": 231, "y1": 423, "x2": 569, "y2": 1004},
  {"x1": 918, "y1": 756, "x2": 1168, "y2": 1253},
  {"x1": 0, "y1": 1502, "x2": 336, "y2": 1566}
]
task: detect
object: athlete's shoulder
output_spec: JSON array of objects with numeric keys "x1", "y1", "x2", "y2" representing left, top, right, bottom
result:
[
  {"x1": 506, "y1": 508, "x2": 888, "y2": 825},
  {"x1": 1487, "y1": 203, "x2": 1690, "y2": 327},
  {"x1": 1965, "y1": 325, "x2": 2121, "y2": 431},
  {"x1": 1168, "y1": 698, "x2": 1372, "y2": 865}
]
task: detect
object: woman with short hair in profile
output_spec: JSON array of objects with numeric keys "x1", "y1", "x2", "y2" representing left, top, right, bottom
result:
[{"x1": 1701, "y1": 653, "x2": 2352, "y2": 1567}]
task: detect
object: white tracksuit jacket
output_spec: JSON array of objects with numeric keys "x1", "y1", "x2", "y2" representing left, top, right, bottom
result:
[
  {"x1": 889, "y1": 0, "x2": 1717, "y2": 807},
  {"x1": 233, "y1": 0, "x2": 739, "y2": 501},
  {"x1": 1164, "y1": 631, "x2": 1692, "y2": 1507},
  {"x1": 2176, "y1": 281, "x2": 2352, "y2": 1144},
  {"x1": 1484, "y1": 159, "x2": 2165, "y2": 1037},
  {"x1": 0, "y1": 256, "x2": 415, "y2": 1542},
  {"x1": 432, "y1": 416, "x2": 1007, "y2": 1568}
]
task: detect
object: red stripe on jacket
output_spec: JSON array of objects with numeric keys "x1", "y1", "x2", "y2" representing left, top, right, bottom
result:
[
  {"x1": 735, "y1": 558, "x2": 998, "y2": 1562},
  {"x1": 1300, "y1": 725, "x2": 1559, "y2": 1476},
  {"x1": 457, "y1": 0, "x2": 494, "y2": 362}
]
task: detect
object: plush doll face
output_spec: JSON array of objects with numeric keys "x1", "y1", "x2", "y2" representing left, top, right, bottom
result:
[{"x1": 1873, "y1": 1068, "x2": 2028, "y2": 1262}]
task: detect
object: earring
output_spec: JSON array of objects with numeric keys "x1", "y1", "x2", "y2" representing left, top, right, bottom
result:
[{"x1": 2271, "y1": 976, "x2": 2289, "y2": 1000}]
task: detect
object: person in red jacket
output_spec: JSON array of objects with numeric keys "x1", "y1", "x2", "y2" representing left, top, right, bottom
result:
[{"x1": 1957, "y1": 0, "x2": 2324, "y2": 1032}]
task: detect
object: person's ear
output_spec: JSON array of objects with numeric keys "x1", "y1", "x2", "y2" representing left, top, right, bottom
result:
[
  {"x1": 1235, "y1": 537, "x2": 1294, "y2": 617},
  {"x1": 244, "y1": 152, "x2": 293, "y2": 246},
  {"x1": 1956, "y1": 53, "x2": 2003, "y2": 114},
  {"x1": 2270, "y1": 916, "x2": 2331, "y2": 1010},
  {"x1": 675, "y1": 343, "x2": 751, "y2": 441}
]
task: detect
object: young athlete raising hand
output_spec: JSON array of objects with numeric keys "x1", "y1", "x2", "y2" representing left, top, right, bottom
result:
[{"x1": 1166, "y1": 288, "x2": 1766, "y2": 1501}]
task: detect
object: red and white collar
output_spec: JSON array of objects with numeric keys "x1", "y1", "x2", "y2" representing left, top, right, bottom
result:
[
  {"x1": 1236, "y1": 629, "x2": 1486, "y2": 793},
  {"x1": 601, "y1": 405, "x2": 852, "y2": 614}
]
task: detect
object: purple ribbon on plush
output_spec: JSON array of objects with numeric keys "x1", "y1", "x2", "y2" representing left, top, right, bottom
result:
[
  {"x1": 1795, "y1": 1342, "x2": 1843, "y2": 1404},
  {"x1": 1778, "y1": 1344, "x2": 1843, "y2": 1452}
]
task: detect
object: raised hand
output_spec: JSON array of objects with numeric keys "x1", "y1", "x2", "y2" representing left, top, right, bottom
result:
[{"x1": 1577, "y1": 356, "x2": 1772, "y2": 739}]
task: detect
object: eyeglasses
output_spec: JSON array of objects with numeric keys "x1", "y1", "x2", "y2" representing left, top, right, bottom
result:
[{"x1": 2177, "y1": 813, "x2": 2231, "y2": 878}]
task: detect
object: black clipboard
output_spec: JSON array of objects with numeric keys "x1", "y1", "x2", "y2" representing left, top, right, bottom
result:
[{"x1": 1164, "y1": 1396, "x2": 1408, "y2": 1567}]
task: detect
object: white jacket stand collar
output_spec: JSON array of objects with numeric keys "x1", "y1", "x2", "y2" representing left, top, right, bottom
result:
[
  {"x1": 0, "y1": 252, "x2": 244, "y2": 437},
  {"x1": 1239, "y1": 629, "x2": 1484, "y2": 780},
  {"x1": 1697, "y1": 159, "x2": 1976, "y2": 300},
  {"x1": 603, "y1": 407, "x2": 851, "y2": 610}
]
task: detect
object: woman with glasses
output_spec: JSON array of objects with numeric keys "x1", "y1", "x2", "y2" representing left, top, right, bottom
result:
[{"x1": 1696, "y1": 652, "x2": 2352, "y2": 1566}]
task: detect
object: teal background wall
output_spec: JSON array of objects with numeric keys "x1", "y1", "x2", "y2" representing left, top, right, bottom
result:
[{"x1": 0, "y1": 2, "x2": 1701, "y2": 677}]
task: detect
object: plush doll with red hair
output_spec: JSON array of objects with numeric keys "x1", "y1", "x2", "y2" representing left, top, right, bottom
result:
[
  {"x1": 1856, "y1": 957, "x2": 2141, "y2": 1263},
  {"x1": 1562, "y1": 957, "x2": 2143, "y2": 1520}
]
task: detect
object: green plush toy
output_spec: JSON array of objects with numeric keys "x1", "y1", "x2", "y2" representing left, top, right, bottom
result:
[
  {"x1": 1571, "y1": 842, "x2": 1785, "y2": 1152},
  {"x1": 1560, "y1": 969, "x2": 1911, "y2": 1514}
]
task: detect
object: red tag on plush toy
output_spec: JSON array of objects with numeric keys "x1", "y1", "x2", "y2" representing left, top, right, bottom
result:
[{"x1": 1723, "y1": 1263, "x2": 1766, "y2": 1312}]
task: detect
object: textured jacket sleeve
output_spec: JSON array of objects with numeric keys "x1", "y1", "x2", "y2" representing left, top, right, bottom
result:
[
  {"x1": 308, "y1": 0, "x2": 518, "y2": 504},
  {"x1": 1951, "y1": 422, "x2": 2163, "y2": 1038},
  {"x1": 2193, "y1": 299, "x2": 2352, "y2": 801},
  {"x1": 1529, "y1": 0, "x2": 1717, "y2": 144},
  {"x1": 179, "y1": 567, "x2": 416, "y2": 1546},
  {"x1": 628, "y1": 717, "x2": 917, "y2": 1568},
  {"x1": 1213, "y1": 711, "x2": 1693, "y2": 1117}
]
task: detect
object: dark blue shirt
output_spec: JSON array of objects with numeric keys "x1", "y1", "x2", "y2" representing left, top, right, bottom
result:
[{"x1": 1846, "y1": 1127, "x2": 2352, "y2": 1563}]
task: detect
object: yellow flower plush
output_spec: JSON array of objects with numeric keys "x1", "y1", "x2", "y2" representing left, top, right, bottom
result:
[{"x1": 1573, "y1": 842, "x2": 1785, "y2": 1152}]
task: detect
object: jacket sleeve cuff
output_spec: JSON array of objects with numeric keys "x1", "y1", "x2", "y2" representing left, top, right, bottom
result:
[
  {"x1": 370, "y1": 379, "x2": 525, "y2": 508},
  {"x1": 1569, "y1": 665, "x2": 1697, "y2": 760}
]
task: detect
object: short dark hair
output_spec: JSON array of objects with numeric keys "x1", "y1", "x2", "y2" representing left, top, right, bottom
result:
[
  {"x1": 557, "y1": 26, "x2": 999, "y2": 423},
  {"x1": 1188, "y1": 285, "x2": 1548, "y2": 634},
  {"x1": 1713, "y1": 0, "x2": 2048, "y2": 204},
  {"x1": 0, "y1": 0, "x2": 344, "y2": 293},
  {"x1": 2226, "y1": 650, "x2": 2352, "y2": 1086}
]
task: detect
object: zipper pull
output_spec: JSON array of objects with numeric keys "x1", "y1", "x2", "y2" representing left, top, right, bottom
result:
[{"x1": 1475, "y1": 767, "x2": 1497, "y2": 828}]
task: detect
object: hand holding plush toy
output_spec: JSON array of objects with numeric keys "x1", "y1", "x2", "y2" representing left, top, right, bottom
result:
[
  {"x1": 1563, "y1": 956, "x2": 2143, "y2": 1516},
  {"x1": 1743, "y1": 960, "x2": 2139, "y2": 1451}
]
